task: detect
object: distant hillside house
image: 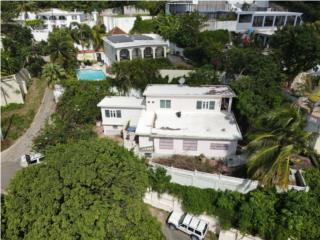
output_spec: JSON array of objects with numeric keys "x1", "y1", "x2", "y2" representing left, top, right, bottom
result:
[
  {"x1": 15, "y1": 8, "x2": 99, "y2": 41},
  {"x1": 98, "y1": 84, "x2": 242, "y2": 159},
  {"x1": 1, "y1": 69, "x2": 31, "y2": 106},
  {"x1": 103, "y1": 34, "x2": 169, "y2": 65}
]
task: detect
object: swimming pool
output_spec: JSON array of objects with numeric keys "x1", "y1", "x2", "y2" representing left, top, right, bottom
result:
[{"x1": 76, "y1": 69, "x2": 106, "y2": 81}]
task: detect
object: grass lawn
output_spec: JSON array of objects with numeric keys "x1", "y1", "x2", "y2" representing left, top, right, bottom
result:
[{"x1": 1, "y1": 78, "x2": 47, "y2": 151}]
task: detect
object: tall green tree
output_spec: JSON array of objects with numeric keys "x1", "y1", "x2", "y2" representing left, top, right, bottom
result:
[
  {"x1": 70, "y1": 22, "x2": 93, "y2": 52},
  {"x1": 47, "y1": 28, "x2": 77, "y2": 71},
  {"x1": 91, "y1": 24, "x2": 106, "y2": 50},
  {"x1": 4, "y1": 139, "x2": 164, "y2": 240},
  {"x1": 271, "y1": 24, "x2": 320, "y2": 79},
  {"x1": 41, "y1": 63, "x2": 66, "y2": 87},
  {"x1": 246, "y1": 106, "x2": 313, "y2": 189}
]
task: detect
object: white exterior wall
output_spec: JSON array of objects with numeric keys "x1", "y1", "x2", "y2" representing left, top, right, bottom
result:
[
  {"x1": 146, "y1": 96, "x2": 223, "y2": 112},
  {"x1": 139, "y1": 136, "x2": 153, "y2": 148},
  {"x1": 101, "y1": 107, "x2": 142, "y2": 135},
  {"x1": 203, "y1": 20, "x2": 237, "y2": 32},
  {"x1": 103, "y1": 41, "x2": 117, "y2": 65},
  {"x1": 103, "y1": 16, "x2": 152, "y2": 33},
  {"x1": 153, "y1": 138, "x2": 237, "y2": 158},
  {"x1": 0, "y1": 80, "x2": 25, "y2": 106}
]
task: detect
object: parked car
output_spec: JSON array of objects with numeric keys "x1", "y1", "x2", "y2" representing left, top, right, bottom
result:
[
  {"x1": 20, "y1": 153, "x2": 44, "y2": 167},
  {"x1": 167, "y1": 211, "x2": 208, "y2": 240}
]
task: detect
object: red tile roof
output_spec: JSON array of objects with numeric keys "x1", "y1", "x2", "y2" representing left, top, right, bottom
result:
[{"x1": 108, "y1": 26, "x2": 127, "y2": 35}]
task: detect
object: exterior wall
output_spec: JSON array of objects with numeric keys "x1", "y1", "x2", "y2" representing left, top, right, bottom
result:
[
  {"x1": 139, "y1": 136, "x2": 153, "y2": 148},
  {"x1": 146, "y1": 96, "x2": 223, "y2": 112},
  {"x1": 203, "y1": 20, "x2": 237, "y2": 32},
  {"x1": 100, "y1": 107, "x2": 142, "y2": 135},
  {"x1": 150, "y1": 163, "x2": 259, "y2": 193},
  {"x1": 102, "y1": 15, "x2": 152, "y2": 33},
  {"x1": 153, "y1": 138, "x2": 237, "y2": 158},
  {"x1": 103, "y1": 42, "x2": 117, "y2": 65},
  {"x1": 1, "y1": 80, "x2": 25, "y2": 106}
]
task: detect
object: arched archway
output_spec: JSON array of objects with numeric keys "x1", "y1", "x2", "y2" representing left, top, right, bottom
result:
[
  {"x1": 155, "y1": 46, "x2": 164, "y2": 58},
  {"x1": 119, "y1": 49, "x2": 129, "y2": 61},
  {"x1": 132, "y1": 48, "x2": 141, "y2": 59},
  {"x1": 144, "y1": 47, "x2": 153, "y2": 58}
]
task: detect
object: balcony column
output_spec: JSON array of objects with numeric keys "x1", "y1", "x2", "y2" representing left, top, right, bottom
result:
[
  {"x1": 140, "y1": 47, "x2": 145, "y2": 59},
  {"x1": 228, "y1": 98, "x2": 233, "y2": 112},
  {"x1": 128, "y1": 48, "x2": 133, "y2": 60},
  {"x1": 152, "y1": 46, "x2": 156, "y2": 59},
  {"x1": 116, "y1": 49, "x2": 120, "y2": 62},
  {"x1": 164, "y1": 46, "x2": 167, "y2": 58}
]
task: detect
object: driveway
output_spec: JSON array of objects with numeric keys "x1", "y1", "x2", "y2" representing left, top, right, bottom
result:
[
  {"x1": 149, "y1": 207, "x2": 190, "y2": 240},
  {"x1": 1, "y1": 88, "x2": 55, "y2": 193}
]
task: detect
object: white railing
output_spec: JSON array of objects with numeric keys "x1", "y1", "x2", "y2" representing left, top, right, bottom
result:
[{"x1": 150, "y1": 162, "x2": 259, "y2": 194}]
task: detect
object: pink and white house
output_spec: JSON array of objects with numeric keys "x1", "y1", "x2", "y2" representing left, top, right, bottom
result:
[{"x1": 97, "y1": 84, "x2": 242, "y2": 159}]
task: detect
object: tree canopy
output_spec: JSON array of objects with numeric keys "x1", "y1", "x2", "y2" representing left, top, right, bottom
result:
[
  {"x1": 271, "y1": 24, "x2": 320, "y2": 79},
  {"x1": 3, "y1": 139, "x2": 164, "y2": 240}
]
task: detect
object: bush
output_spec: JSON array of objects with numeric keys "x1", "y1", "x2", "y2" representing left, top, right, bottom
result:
[
  {"x1": 27, "y1": 56, "x2": 46, "y2": 77},
  {"x1": 131, "y1": 15, "x2": 156, "y2": 34},
  {"x1": 149, "y1": 168, "x2": 320, "y2": 240}
]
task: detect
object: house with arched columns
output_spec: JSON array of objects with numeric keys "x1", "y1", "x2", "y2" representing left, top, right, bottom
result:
[{"x1": 103, "y1": 34, "x2": 169, "y2": 66}]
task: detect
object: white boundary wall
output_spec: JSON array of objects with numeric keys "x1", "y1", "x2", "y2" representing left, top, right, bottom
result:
[
  {"x1": 150, "y1": 162, "x2": 259, "y2": 194},
  {"x1": 144, "y1": 190, "x2": 220, "y2": 233}
]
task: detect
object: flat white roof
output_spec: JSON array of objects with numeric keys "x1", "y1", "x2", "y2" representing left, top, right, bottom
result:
[
  {"x1": 97, "y1": 96, "x2": 145, "y2": 109},
  {"x1": 236, "y1": 11, "x2": 302, "y2": 16},
  {"x1": 103, "y1": 34, "x2": 168, "y2": 49},
  {"x1": 143, "y1": 84, "x2": 236, "y2": 98},
  {"x1": 136, "y1": 110, "x2": 242, "y2": 140}
]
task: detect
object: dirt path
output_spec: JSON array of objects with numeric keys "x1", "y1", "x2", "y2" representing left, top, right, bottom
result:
[{"x1": 1, "y1": 88, "x2": 55, "y2": 192}]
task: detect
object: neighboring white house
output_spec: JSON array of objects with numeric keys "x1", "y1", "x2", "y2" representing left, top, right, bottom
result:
[
  {"x1": 103, "y1": 34, "x2": 169, "y2": 65},
  {"x1": 1, "y1": 69, "x2": 30, "y2": 106},
  {"x1": 98, "y1": 84, "x2": 242, "y2": 159},
  {"x1": 159, "y1": 69, "x2": 194, "y2": 83},
  {"x1": 16, "y1": 8, "x2": 99, "y2": 41},
  {"x1": 101, "y1": 6, "x2": 152, "y2": 34}
]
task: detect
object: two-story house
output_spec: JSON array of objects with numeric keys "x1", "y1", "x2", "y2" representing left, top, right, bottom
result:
[{"x1": 97, "y1": 84, "x2": 242, "y2": 159}]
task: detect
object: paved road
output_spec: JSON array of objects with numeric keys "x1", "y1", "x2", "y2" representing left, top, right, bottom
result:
[
  {"x1": 149, "y1": 207, "x2": 190, "y2": 240},
  {"x1": 1, "y1": 88, "x2": 55, "y2": 192}
]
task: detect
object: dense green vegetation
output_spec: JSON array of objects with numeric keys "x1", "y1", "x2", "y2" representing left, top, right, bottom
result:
[
  {"x1": 271, "y1": 24, "x2": 320, "y2": 78},
  {"x1": 109, "y1": 58, "x2": 172, "y2": 93},
  {"x1": 33, "y1": 80, "x2": 111, "y2": 152},
  {"x1": 3, "y1": 139, "x2": 164, "y2": 240},
  {"x1": 246, "y1": 106, "x2": 314, "y2": 188},
  {"x1": 131, "y1": 15, "x2": 157, "y2": 34},
  {"x1": 149, "y1": 167, "x2": 320, "y2": 240}
]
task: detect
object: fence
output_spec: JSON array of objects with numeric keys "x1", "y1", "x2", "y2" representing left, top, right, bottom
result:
[
  {"x1": 150, "y1": 162, "x2": 309, "y2": 193},
  {"x1": 150, "y1": 162, "x2": 259, "y2": 194}
]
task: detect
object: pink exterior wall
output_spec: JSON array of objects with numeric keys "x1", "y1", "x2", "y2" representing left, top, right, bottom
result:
[{"x1": 153, "y1": 138, "x2": 237, "y2": 159}]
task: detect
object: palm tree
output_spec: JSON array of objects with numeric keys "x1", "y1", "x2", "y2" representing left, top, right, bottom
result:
[
  {"x1": 69, "y1": 23, "x2": 93, "y2": 59},
  {"x1": 91, "y1": 24, "x2": 106, "y2": 51},
  {"x1": 41, "y1": 63, "x2": 66, "y2": 87},
  {"x1": 47, "y1": 28, "x2": 77, "y2": 69},
  {"x1": 246, "y1": 106, "x2": 313, "y2": 189}
]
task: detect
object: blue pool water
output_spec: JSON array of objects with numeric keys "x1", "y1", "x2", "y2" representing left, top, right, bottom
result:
[{"x1": 76, "y1": 69, "x2": 106, "y2": 81}]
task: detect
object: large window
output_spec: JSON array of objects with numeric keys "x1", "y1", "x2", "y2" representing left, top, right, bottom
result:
[
  {"x1": 253, "y1": 16, "x2": 264, "y2": 27},
  {"x1": 183, "y1": 140, "x2": 197, "y2": 151},
  {"x1": 210, "y1": 143, "x2": 229, "y2": 150},
  {"x1": 238, "y1": 14, "x2": 252, "y2": 23},
  {"x1": 274, "y1": 16, "x2": 285, "y2": 27},
  {"x1": 264, "y1": 16, "x2": 274, "y2": 27},
  {"x1": 286, "y1": 16, "x2": 296, "y2": 26},
  {"x1": 105, "y1": 109, "x2": 121, "y2": 118},
  {"x1": 160, "y1": 99, "x2": 171, "y2": 109},
  {"x1": 72, "y1": 15, "x2": 77, "y2": 20},
  {"x1": 196, "y1": 101, "x2": 215, "y2": 110},
  {"x1": 159, "y1": 138, "x2": 173, "y2": 150}
]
